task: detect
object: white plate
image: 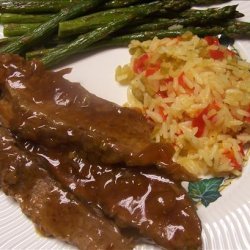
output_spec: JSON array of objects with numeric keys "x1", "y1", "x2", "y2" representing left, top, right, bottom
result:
[{"x1": 1, "y1": 1, "x2": 250, "y2": 249}]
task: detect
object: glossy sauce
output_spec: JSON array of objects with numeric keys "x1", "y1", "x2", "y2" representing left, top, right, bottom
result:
[
  {"x1": 0, "y1": 127, "x2": 133, "y2": 250},
  {"x1": 27, "y1": 143, "x2": 202, "y2": 250},
  {"x1": 0, "y1": 54, "x2": 202, "y2": 249},
  {"x1": 0, "y1": 54, "x2": 195, "y2": 181}
]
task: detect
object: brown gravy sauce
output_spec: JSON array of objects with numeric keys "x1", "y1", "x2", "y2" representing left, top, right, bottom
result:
[
  {"x1": 0, "y1": 54, "x2": 202, "y2": 249},
  {"x1": 0, "y1": 54, "x2": 195, "y2": 181},
  {"x1": 0, "y1": 128, "x2": 132, "y2": 250},
  {"x1": 23, "y1": 142, "x2": 202, "y2": 249}
]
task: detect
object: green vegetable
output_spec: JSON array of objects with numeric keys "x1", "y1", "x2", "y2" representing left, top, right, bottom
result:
[
  {"x1": 180, "y1": 4, "x2": 243, "y2": 20},
  {"x1": 26, "y1": 21, "x2": 250, "y2": 60},
  {"x1": 0, "y1": 13, "x2": 52, "y2": 24},
  {"x1": 41, "y1": 15, "x2": 135, "y2": 68},
  {"x1": 26, "y1": 28, "x2": 211, "y2": 59},
  {"x1": 121, "y1": 5, "x2": 243, "y2": 33},
  {"x1": 0, "y1": 36, "x2": 18, "y2": 47},
  {"x1": 3, "y1": 5, "x2": 243, "y2": 37},
  {"x1": 0, "y1": 0, "x2": 150, "y2": 14},
  {"x1": 158, "y1": 0, "x2": 190, "y2": 14},
  {"x1": 0, "y1": 0, "x2": 247, "y2": 69},
  {"x1": 0, "y1": 0, "x2": 72, "y2": 13},
  {"x1": 191, "y1": 0, "x2": 232, "y2": 5},
  {"x1": 119, "y1": 21, "x2": 250, "y2": 39},
  {"x1": 58, "y1": 0, "x2": 190, "y2": 37},
  {"x1": 223, "y1": 20, "x2": 250, "y2": 36},
  {"x1": 103, "y1": 0, "x2": 147, "y2": 9},
  {"x1": 0, "y1": 34, "x2": 75, "y2": 49},
  {"x1": 0, "y1": 0, "x2": 104, "y2": 54},
  {"x1": 110, "y1": 24, "x2": 247, "y2": 41},
  {"x1": 3, "y1": 23, "x2": 40, "y2": 37},
  {"x1": 188, "y1": 177, "x2": 224, "y2": 207}
]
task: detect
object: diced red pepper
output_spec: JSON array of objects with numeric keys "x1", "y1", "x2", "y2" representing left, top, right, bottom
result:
[
  {"x1": 209, "y1": 49, "x2": 225, "y2": 60},
  {"x1": 192, "y1": 102, "x2": 220, "y2": 137},
  {"x1": 178, "y1": 72, "x2": 186, "y2": 87},
  {"x1": 145, "y1": 63, "x2": 160, "y2": 77},
  {"x1": 206, "y1": 102, "x2": 220, "y2": 120},
  {"x1": 209, "y1": 102, "x2": 220, "y2": 111},
  {"x1": 192, "y1": 112, "x2": 206, "y2": 138},
  {"x1": 223, "y1": 149, "x2": 242, "y2": 171},
  {"x1": 245, "y1": 116, "x2": 250, "y2": 123},
  {"x1": 204, "y1": 36, "x2": 220, "y2": 46},
  {"x1": 133, "y1": 53, "x2": 149, "y2": 73},
  {"x1": 158, "y1": 106, "x2": 167, "y2": 121},
  {"x1": 133, "y1": 54, "x2": 161, "y2": 76},
  {"x1": 162, "y1": 76, "x2": 174, "y2": 84},
  {"x1": 178, "y1": 72, "x2": 193, "y2": 93},
  {"x1": 244, "y1": 106, "x2": 250, "y2": 123},
  {"x1": 156, "y1": 91, "x2": 168, "y2": 98}
]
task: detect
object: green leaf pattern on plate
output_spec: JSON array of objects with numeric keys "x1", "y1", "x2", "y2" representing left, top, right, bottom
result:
[{"x1": 188, "y1": 177, "x2": 224, "y2": 207}]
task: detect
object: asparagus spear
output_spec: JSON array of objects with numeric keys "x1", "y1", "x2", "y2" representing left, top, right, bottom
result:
[
  {"x1": 0, "y1": 13, "x2": 52, "y2": 24},
  {"x1": 158, "y1": 0, "x2": 190, "y2": 14},
  {"x1": 223, "y1": 20, "x2": 250, "y2": 36},
  {"x1": 3, "y1": 1, "x2": 172, "y2": 37},
  {"x1": 40, "y1": 1, "x2": 186, "y2": 66},
  {"x1": 180, "y1": 4, "x2": 242, "y2": 19},
  {"x1": 103, "y1": 0, "x2": 148, "y2": 9},
  {"x1": 7, "y1": 4, "x2": 241, "y2": 37},
  {"x1": 58, "y1": 0, "x2": 191, "y2": 37},
  {"x1": 0, "y1": 36, "x2": 17, "y2": 47},
  {"x1": 0, "y1": 0, "x2": 145, "y2": 21},
  {"x1": 41, "y1": 15, "x2": 135, "y2": 68},
  {"x1": 0, "y1": 0, "x2": 152, "y2": 14},
  {"x1": 3, "y1": 23, "x2": 40, "y2": 37},
  {"x1": 27, "y1": 21, "x2": 250, "y2": 61},
  {"x1": 121, "y1": 5, "x2": 243, "y2": 33},
  {"x1": 191, "y1": 0, "x2": 232, "y2": 5},
  {"x1": 0, "y1": 0, "x2": 104, "y2": 54},
  {"x1": 0, "y1": 0, "x2": 70, "y2": 13},
  {"x1": 0, "y1": 34, "x2": 77, "y2": 49},
  {"x1": 118, "y1": 21, "x2": 250, "y2": 39}
]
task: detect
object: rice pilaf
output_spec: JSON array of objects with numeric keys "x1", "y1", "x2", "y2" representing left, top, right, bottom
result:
[{"x1": 116, "y1": 32, "x2": 250, "y2": 177}]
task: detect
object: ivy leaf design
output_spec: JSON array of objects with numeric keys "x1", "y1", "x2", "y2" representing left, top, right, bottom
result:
[{"x1": 188, "y1": 177, "x2": 224, "y2": 207}]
